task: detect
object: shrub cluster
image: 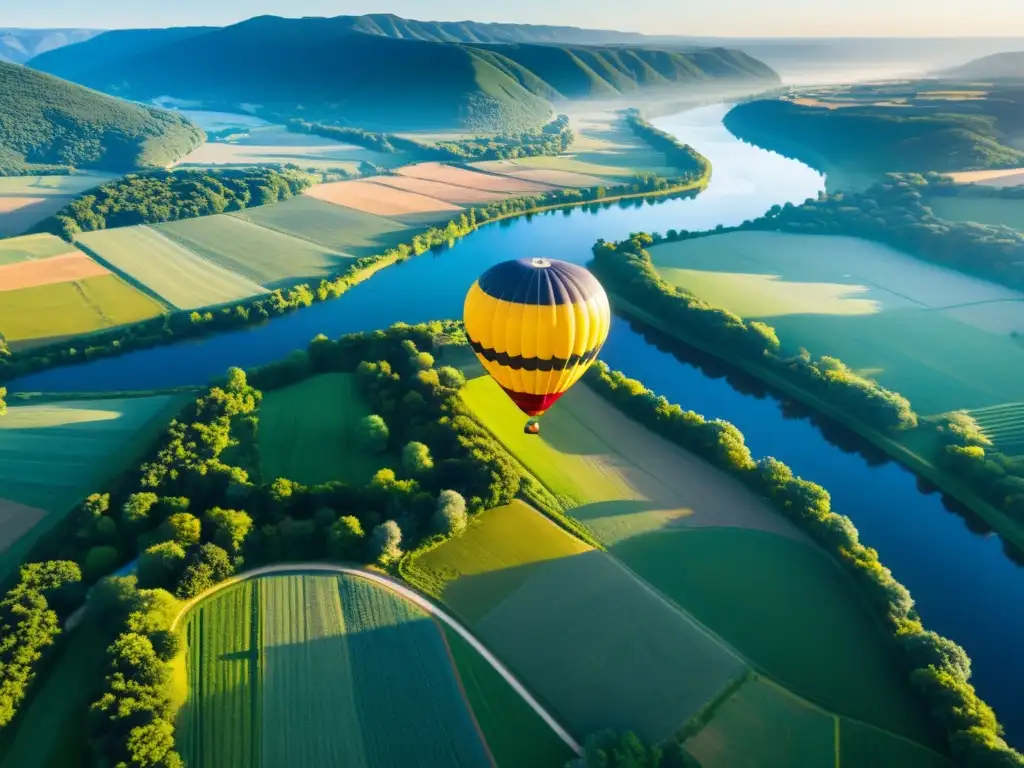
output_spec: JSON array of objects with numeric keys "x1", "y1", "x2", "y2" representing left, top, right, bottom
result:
[
  {"x1": 590, "y1": 232, "x2": 918, "y2": 432},
  {"x1": 586, "y1": 363, "x2": 1021, "y2": 766},
  {"x1": 288, "y1": 114, "x2": 574, "y2": 162},
  {"x1": 36, "y1": 168, "x2": 313, "y2": 239},
  {"x1": 0, "y1": 561, "x2": 82, "y2": 727}
]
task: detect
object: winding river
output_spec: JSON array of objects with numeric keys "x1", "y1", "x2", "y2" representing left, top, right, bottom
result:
[{"x1": 11, "y1": 104, "x2": 1023, "y2": 743}]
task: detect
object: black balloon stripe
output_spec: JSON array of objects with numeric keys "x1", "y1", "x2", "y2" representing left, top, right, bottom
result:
[{"x1": 469, "y1": 338, "x2": 601, "y2": 371}]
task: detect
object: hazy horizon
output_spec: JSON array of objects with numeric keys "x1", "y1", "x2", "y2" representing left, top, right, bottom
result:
[{"x1": 4, "y1": 0, "x2": 1023, "y2": 38}]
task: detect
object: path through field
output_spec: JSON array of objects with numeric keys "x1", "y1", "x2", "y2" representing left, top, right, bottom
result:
[{"x1": 172, "y1": 563, "x2": 582, "y2": 759}]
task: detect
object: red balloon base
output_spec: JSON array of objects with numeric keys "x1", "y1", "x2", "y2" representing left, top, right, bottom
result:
[{"x1": 501, "y1": 387, "x2": 564, "y2": 417}]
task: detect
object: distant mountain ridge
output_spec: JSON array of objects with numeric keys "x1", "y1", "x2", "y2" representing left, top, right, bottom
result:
[
  {"x1": 29, "y1": 14, "x2": 779, "y2": 132},
  {"x1": 0, "y1": 28, "x2": 101, "y2": 64},
  {"x1": 946, "y1": 51, "x2": 1024, "y2": 80},
  {"x1": 0, "y1": 61, "x2": 203, "y2": 174}
]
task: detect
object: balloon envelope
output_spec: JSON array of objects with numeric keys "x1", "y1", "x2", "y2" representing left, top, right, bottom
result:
[{"x1": 463, "y1": 257, "x2": 611, "y2": 417}]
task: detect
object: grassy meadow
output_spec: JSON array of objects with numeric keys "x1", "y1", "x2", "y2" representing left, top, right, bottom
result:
[
  {"x1": 177, "y1": 573, "x2": 493, "y2": 768},
  {"x1": 231, "y1": 195, "x2": 413, "y2": 257},
  {"x1": 0, "y1": 393, "x2": 187, "y2": 577},
  {"x1": 0, "y1": 233, "x2": 80, "y2": 264},
  {"x1": 154, "y1": 215, "x2": 350, "y2": 288},
  {"x1": 257, "y1": 373, "x2": 394, "y2": 487},
  {"x1": 77, "y1": 225, "x2": 268, "y2": 310},
  {"x1": 406, "y1": 501, "x2": 746, "y2": 744},
  {"x1": 928, "y1": 195, "x2": 1024, "y2": 230},
  {"x1": 648, "y1": 231, "x2": 1024, "y2": 418},
  {"x1": 0, "y1": 274, "x2": 166, "y2": 348},
  {"x1": 0, "y1": 173, "x2": 115, "y2": 237},
  {"x1": 459, "y1": 377, "x2": 940, "y2": 752}
]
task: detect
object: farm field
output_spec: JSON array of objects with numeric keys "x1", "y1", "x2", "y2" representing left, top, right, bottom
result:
[
  {"x1": 0, "y1": 173, "x2": 116, "y2": 237},
  {"x1": 257, "y1": 373, "x2": 393, "y2": 486},
  {"x1": 928, "y1": 195, "x2": 1024, "y2": 230},
  {"x1": 648, "y1": 230, "x2": 1024, "y2": 416},
  {"x1": 441, "y1": 624, "x2": 575, "y2": 768},
  {"x1": 176, "y1": 125, "x2": 405, "y2": 172},
  {"x1": 0, "y1": 393, "x2": 187, "y2": 577},
  {"x1": 304, "y1": 178, "x2": 463, "y2": 219},
  {"x1": 460, "y1": 377, "x2": 939, "y2": 746},
  {"x1": 178, "y1": 573, "x2": 493, "y2": 768},
  {"x1": 469, "y1": 166, "x2": 609, "y2": 188},
  {"x1": 964, "y1": 403, "x2": 1024, "y2": 456},
  {"x1": 231, "y1": 195, "x2": 412, "y2": 257},
  {"x1": 473, "y1": 112, "x2": 677, "y2": 183},
  {"x1": 77, "y1": 225, "x2": 268, "y2": 309},
  {"x1": 155, "y1": 214, "x2": 350, "y2": 287},
  {"x1": 0, "y1": 273, "x2": 166, "y2": 348},
  {"x1": 948, "y1": 168, "x2": 1024, "y2": 187},
  {"x1": 0, "y1": 233, "x2": 82, "y2": 265},
  {"x1": 397, "y1": 162, "x2": 553, "y2": 194},
  {"x1": 406, "y1": 500, "x2": 747, "y2": 744},
  {"x1": 0, "y1": 252, "x2": 107, "y2": 291},
  {"x1": 370, "y1": 175, "x2": 509, "y2": 204}
]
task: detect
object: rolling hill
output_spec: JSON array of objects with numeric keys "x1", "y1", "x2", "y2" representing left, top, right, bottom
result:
[
  {"x1": 947, "y1": 51, "x2": 1024, "y2": 80},
  {"x1": 0, "y1": 61, "x2": 204, "y2": 174},
  {"x1": 0, "y1": 28, "x2": 101, "y2": 65},
  {"x1": 29, "y1": 15, "x2": 779, "y2": 132}
]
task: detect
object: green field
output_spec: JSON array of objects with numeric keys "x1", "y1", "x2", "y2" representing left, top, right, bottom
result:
[
  {"x1": 406, "y1": 501, "x2": 747, "y2": 743},
  {"x1": 929, "y1": 195, "x2": 1024, "y2": 230},
  {"x1": 442, "y1": 624, "x2": 575, "y2": 768},
  {"x1": 0, "y1": 233, "x2": 80, "y2": 264},
  {"x1": 0, "y1": 393, "x2": 186, "y2": 577},
  {"x1": 155, "y1": 214, "x2": 350, "y2": 288},
  {"x1": 0, "y1": 173, "x2": 115, "y2": 237},
  {"x1": 460, "y1": 378, "x2": 940, "y2": 752},
  {"x1": 178, "y1": 573, "x2": 493, "y2": 767},
  {"x1": 839, "y1": 718, "x2": 953, "y2": 768},
  {"x1": 967, "y1": 403, "x2": 1024, "y2": 456},
  {"x1": 231, "y1": 195, "x2": 413, "y2": 257},
  {"x1": 258, "y1": 374, "x2": 394, "y2": 486},
  {"x1": 77, "y1": 225, "x2": 268, "y2": 309},
  {"x1": 0, "y1": 274, "x2": 166, "y2": 347},
  {"x1": 649, "y1": 230, "x2": 1024, "y2": 417}
]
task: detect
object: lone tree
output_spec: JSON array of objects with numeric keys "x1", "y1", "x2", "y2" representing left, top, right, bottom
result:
[
  {"x1": 327, "y1": 515, "x2": 365, "y2": 560},
  {"x1": 434, "y1": 490, "x2": 468, "y2": 536},
  {"x1": 358, "y1": 414, "x2": 390, "y2": 453},
  {"x1": 371, "y1": 520, "x2": 402, "y2": 564},
  {"x1": 402, "y1": 441, "x2": 434, "y2": 476}
]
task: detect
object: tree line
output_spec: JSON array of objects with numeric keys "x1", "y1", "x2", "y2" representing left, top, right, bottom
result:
[
  {"x1": 35, "y1": 168, "x2": 313, "y2": 240},
  {"x1": 591, "y1": 232, "x2": 918, "y2": 432},
  {"x1": 0, "y1": 171, "x2": 707, "y2": 390},
  {"x1": 585, "y1": 362, "x2": 1021, "y2": 768},
  {"x1": 287, "y1": 114, "x2": 574, "y2": 162},
  {"x1": 624, "y1": 110, "x2": 711, "y2": 182}
]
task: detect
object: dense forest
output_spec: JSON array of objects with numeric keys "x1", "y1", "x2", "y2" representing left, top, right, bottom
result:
[
  {"x1": 29, "y1": 15, "x2": 778, "y2": 131},
  {"x1": 0, "y1": 62, "x2": 203, "y2": 175},
  {"x1": 36, "y1": 168, "x2": 312, "y2": 238},
  {"x1": 725, "y1": 96, "x2": 1024, "y2": 175},
  {"x1": 288, "y1": 114, "x2": 574, "y2": 161}
]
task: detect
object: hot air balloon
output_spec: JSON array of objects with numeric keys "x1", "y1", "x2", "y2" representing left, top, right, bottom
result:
[{"x1": 463, "y1": 257, "x2": 611, "y2": 435}]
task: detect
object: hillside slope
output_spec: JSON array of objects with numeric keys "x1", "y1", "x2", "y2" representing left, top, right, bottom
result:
[
  {"x1": 724, "y1": 98, "x2": 1024, "y2": 175},
  {"x1": 29, "y1": 15, "x2": 779, "y2": 132},
  {"x1": 947, "y1": 51, "x2": 1024, "y2": 80},
  {"x1": 0, "y1": 61, "x2": 204, "y2": 174},
  {"x1": 0, "y1": 28, "x2": 100, "y2": 65}
]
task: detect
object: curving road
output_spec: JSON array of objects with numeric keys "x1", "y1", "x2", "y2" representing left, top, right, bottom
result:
[{"x1": 170, "y1": 562, "x2": 584, "y2": 757}]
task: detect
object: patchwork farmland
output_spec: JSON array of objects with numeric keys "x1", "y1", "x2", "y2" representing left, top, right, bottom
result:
[
  {"x1": 458, "y1": 378, "x2": 942, "y2": 758},
  {"x1": 304, "y1": 178, "x2": 464, "y2": 219},
  {"x1": 77, "y1": 225, "x2": 268, "y2": 310},
  {"x1": 177, "y1": 573, "x2": 495, "y2": 768},
  {"x1": 648, "y1": 230, "x2": 1024, "y2": 417},
  {"x1": 0, "y1": 392, "x2": 187, "y2": 578},
  {"x1": 257, "y1": 373, "x2": 395, "y2": 486}
]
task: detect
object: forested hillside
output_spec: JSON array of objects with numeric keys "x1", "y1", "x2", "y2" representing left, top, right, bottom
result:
[
  {"x1": 725, "y1": 98, "x2": 1024, "y2": 175},
  {"x1": 29, "y1": 15, "x2": 779, "y2": 132},
  {"x1": 0, "y1": 62, "x2": 204, "y2": 175}
]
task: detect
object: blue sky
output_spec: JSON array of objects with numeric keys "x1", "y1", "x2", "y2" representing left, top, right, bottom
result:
[{"x1": 6, "y1": 0, "x2": 1020, "y2": 37}]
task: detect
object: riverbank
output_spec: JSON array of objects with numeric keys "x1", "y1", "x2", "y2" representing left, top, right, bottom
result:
[
  {"x1": 608, "y1": 292, "x2": 1024, "y2": 554},
  {"x1": 0, "y1": 162, "x2": 711, "y2": 390}
]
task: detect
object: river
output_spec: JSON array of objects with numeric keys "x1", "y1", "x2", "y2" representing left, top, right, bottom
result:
[{"x1": 10, "y1": 103, "x2": 1023, "y2": 743}]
